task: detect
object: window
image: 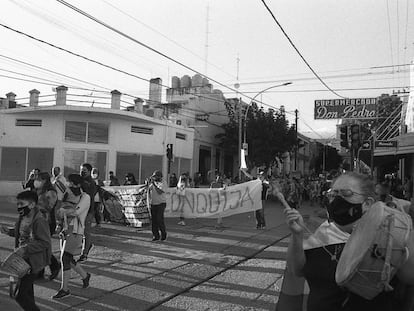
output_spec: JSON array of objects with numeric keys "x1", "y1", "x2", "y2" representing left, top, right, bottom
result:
[
  {"x1": 64, "y1": 150, "x2": 107, "y2": 178},
  {"x1": 15, "y1": 119, "x2": 42, "y2": 126},
  {"x1": 116, "y1": 153, "x2": 139, "y2": 183},
  {"x1": 141, "y1": 155, "x2": 163, "y2": 182},
  {"x1": 0, "y1": 148, "x2": 26, "y2": 181},
  {"x1": 131, "y1": 126, "x2": 153, "y2": 135},
  {"x1": 0, "y1": 147, "x2": 54, "y2": 181},
  {"x1": 176, "y1": 132, "x2": 186, "y2": 140},
  {"x1": 116, "y1": 153, "x2": 162, "y2": 184},
  {"x1": 87, "y1": 151, "x2": 107, "y2": 178},
  {"x1": 168, "y1": 157, "x2": 191, "y2": 178},
  {"x1": 88, "y1": 123, "x2": 109, "y2": 144},
  {"x1": 64, "y1": 150, "x2": 85, "y2": 176},
  {"x1": 65, "y1": 121, "x2": 108, "y2": 144},
  {"x1": 27, "y1": 148, "x2": 54, "y2": 174},
  {"x1": 65, "y1": 121, "x2": 86, "y2": 142},
  {"x1": 180, "y1": 158, "x2": 191, "y2": 176}
]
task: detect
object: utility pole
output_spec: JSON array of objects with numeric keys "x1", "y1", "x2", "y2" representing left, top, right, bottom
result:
[
  {"x1": 238, "y1": 98, "x2": 242, "y2": 181},
  {"x1": 295, "y1": 109, "x2": 298, "y2": 171},
  {"x1": 204, "y1": 4, "x2": 210, "y2": 76}
]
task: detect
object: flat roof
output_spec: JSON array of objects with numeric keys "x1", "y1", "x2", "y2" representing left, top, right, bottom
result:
[{"x1": 0, "y1": 105, "x2": 193, "y2": 133}]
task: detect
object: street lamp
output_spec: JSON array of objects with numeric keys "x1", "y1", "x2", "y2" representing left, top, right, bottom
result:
[{"x1": 243, "y1": 82, "x2": 292, "y2": 144}]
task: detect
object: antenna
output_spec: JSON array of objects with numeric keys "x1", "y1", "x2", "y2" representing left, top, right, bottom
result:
[{"x1": 204, "y1": 3, "x2": 210, "y2": 76}]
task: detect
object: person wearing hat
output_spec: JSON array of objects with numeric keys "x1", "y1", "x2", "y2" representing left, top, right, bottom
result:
[{"x1": 147, "y1": 170, "x2": 167, "y2": 241}]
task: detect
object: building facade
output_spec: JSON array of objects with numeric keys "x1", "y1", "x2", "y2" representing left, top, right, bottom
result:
[
  {"x1": 0, "y1": 86, "x2": 194, "y2": 195},
  {"x1": 166, "y1": 74, "x2": 236, "y2": 183}
]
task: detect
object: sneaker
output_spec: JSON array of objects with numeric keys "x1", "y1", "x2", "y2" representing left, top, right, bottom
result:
[
  {"x1": 52, "y1": 289, "x2": 70, "y2": 299},
  {"x1": 177, "y1": 220, "x2": 186, "y2": 226},
  {"x1": 161, "y1": 235, "x2": 167, "y2": 241},
  {"x1": 152, "y1": 237, "x2": 160, "y2": 241},
  {"x1": 82, "y1": 273, "x2": 91, "y2": 288}
]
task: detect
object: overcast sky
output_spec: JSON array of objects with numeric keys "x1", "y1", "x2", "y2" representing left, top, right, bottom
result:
[{"x1": 0, "y1": 0, "x2": 413, "y2": 139}]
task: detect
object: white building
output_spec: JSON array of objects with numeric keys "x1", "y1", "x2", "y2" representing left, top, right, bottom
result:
[
  {"x1": 0, "y1": 85, "x2": 194, "y2": 195},
  {"x1": 166, "y1": 74, "x2": 236, "y2": 183}
]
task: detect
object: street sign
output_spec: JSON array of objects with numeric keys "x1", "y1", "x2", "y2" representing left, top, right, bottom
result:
[
  {"x1": 375, "y1": 140, "x2": 398, "y2": 148},
  {"x1": 314, "y1": 98, "x2": 377, "y2": 120},
  {"x1": 361, "y1": 140, "x2": 371, "y2": 149}
]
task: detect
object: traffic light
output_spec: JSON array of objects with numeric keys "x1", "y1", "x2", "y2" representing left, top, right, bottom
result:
[
  {"x1": 340, "y1": 125, "x2": 349, "y2": 148},
  {"x1": 166, "y1": 144, "x2": 173, "y2": 160},
  {"x1": 350, "y1": 124, "x2": 361, "y2": 150}
]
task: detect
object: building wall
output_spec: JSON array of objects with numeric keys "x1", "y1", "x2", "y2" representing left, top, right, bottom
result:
[
  {"x1": 0, "y1": 108, "x2": 194, "y2": 195},
  {"x1": 166, "y1": 75, "x2": 235, "y2": 182}
]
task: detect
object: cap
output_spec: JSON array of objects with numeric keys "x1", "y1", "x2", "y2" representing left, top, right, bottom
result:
[{"x1": 151, "y1": 170, "x2": 163, "y2": 178}]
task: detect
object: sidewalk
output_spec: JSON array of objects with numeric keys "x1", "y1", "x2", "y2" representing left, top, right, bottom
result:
[{"x1": 0, "y1": 197, "x2": 323, "y2": 311}]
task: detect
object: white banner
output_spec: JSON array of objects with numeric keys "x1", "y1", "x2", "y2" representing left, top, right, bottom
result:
[
  {"x1": 165, "y1": 179, "x2": 263, "y2": 218},
  {"x1": 104, "y1": 179, "x2": 263, "y2": 221}
]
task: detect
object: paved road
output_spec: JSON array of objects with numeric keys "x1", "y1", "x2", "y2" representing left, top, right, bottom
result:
[{"x1": 0, "y1": 196, "x2": 323, "y2": 311}]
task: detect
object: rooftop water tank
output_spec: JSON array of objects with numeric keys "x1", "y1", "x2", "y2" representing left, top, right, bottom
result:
[
  {"x1": 181, "y1": 75, "x2": 191, "y2": 88},
  {"x1": 192, "y1": 74, "x2": 203, "y2": 87},
  {"x1": 171, "y1": 76, "x2": 180, "y2": 89},
  {"x1": 202, "y1": 78, "x2": 209, "y2": 86}
]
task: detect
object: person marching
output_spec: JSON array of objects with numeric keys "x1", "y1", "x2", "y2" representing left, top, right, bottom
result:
[
  {"x1": 91, "y1": 168, "x2": 104, "y2": 228},
  {"x1": 34, "y1": 172, "x2": 60, "y2": 280},
  {"x1": 284, "y1": 172, "x2": 409, "y2": 310},
  {"x1": 51, "y1": 166, "x2": 67, "y2": 201},
  {"x1": 52, "y1": 174, "x2": 91, "y2": 299},
  {"x1": 148, "y1": 170, "x2": 167, "y2": 241},
  {"x1": 1, "y1": 191, "x2": 51, "y2": 311},
  {"x1": 256, "y1": 171, "x2": 269, "y2": 229},
  {"x1": 78, "y1": 163, "x2": 97, "y2": 262},
  {"x1": 177, "y1": 173, "x2": 190, "y2": 226}
]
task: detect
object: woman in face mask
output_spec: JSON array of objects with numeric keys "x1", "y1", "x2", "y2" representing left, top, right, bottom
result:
[
  {"x1": 53, "y1": 174, "x2": 91, "y2": 299},
  {"x1": 34, "y1": 172, "x2": 61, "y2": 280},
  {"x1": 284, "y1": 172, "x2": 405, "y2": 311}
]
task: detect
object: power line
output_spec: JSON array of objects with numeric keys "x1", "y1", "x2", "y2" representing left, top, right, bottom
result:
[
  {"x1": 100, "y1": 0, "x2": 235, "y2": 80},
  {"x1": 54, "y1": 0, "x2": 278, "y2": 105},
  {"x1": 9, "y1": 0, "x2": 169, "y2": 75},
  {"x1": 224, "y1": 63, "x2": 411, "y2": 84},
  {"x1": 0, "y1": 67, "x2": 102, "y2": 91},
  {"x1": 221, "y1": 85, "x2": 411, "y2": 94},
  {"x1": 260, "y1": 0, "x2": 346, "y2": 99},
  {"x1": 0, "y1": 53, "x2": 111, "y2": 91},
  {"x1": 0, "y1": 21, "x2": 286, "y2": 114},
  {"x1": 236, "y1": 68, "x2": 410, "y2": 87}
]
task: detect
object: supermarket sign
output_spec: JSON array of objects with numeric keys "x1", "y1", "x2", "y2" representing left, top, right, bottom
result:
[{"x1": 314, "y1": 98, "x2": 377, "y2": 120}]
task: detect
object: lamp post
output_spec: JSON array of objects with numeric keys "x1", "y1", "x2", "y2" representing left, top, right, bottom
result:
[{"x1": 242, "y1": 82, "x2": 292, "y2": 144}]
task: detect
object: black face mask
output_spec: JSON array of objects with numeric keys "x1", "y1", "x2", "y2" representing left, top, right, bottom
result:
[
  {"x1": 70, "y1": 187, "x2": 82, "y2": 196},
  {"x1": 327, "y1": 195, "x2": 363, "y2": 226},
  {"x1": 379, "y1": 194, "x2": 387, "y2": 202},
  {"x1": 17, "y1": 205, "x2": 31, "y2": 216}
]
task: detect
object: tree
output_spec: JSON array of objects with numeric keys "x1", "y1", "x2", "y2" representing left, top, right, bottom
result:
[{"x1": 216, "y1": 101, "x2": 296, "y2": 167}]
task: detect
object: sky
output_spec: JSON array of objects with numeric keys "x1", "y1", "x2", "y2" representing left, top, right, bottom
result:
[{"x1": 0, "y1": 0, "x2": 413, "y2": 140}]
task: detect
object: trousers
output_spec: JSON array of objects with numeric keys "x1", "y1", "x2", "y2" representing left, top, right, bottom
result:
[
  {"x1": 15, "y1": 273, "x2": 40, "y2": 311},
  {"x1": 151, "y1": 203, "x2": 167, "y2": 239}
]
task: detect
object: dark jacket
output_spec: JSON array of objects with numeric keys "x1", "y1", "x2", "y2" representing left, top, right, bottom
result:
[
  {"x1": 13, "y1": 208, "x2": 51, "y2": 273},
  {"x1": 82, "y1": 176, "x2": 97, "y2": 214}
]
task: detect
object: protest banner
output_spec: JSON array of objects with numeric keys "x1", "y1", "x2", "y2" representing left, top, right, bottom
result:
[
  {"x1": 103, "y1": 185, "x2": 150, "y2": 227},
  {"x1": 103, "y1": 179, "x2": 263, "y2": 225},
  {"x1": 165, "y1": 179, "x2": 262, "y2": 218}
]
